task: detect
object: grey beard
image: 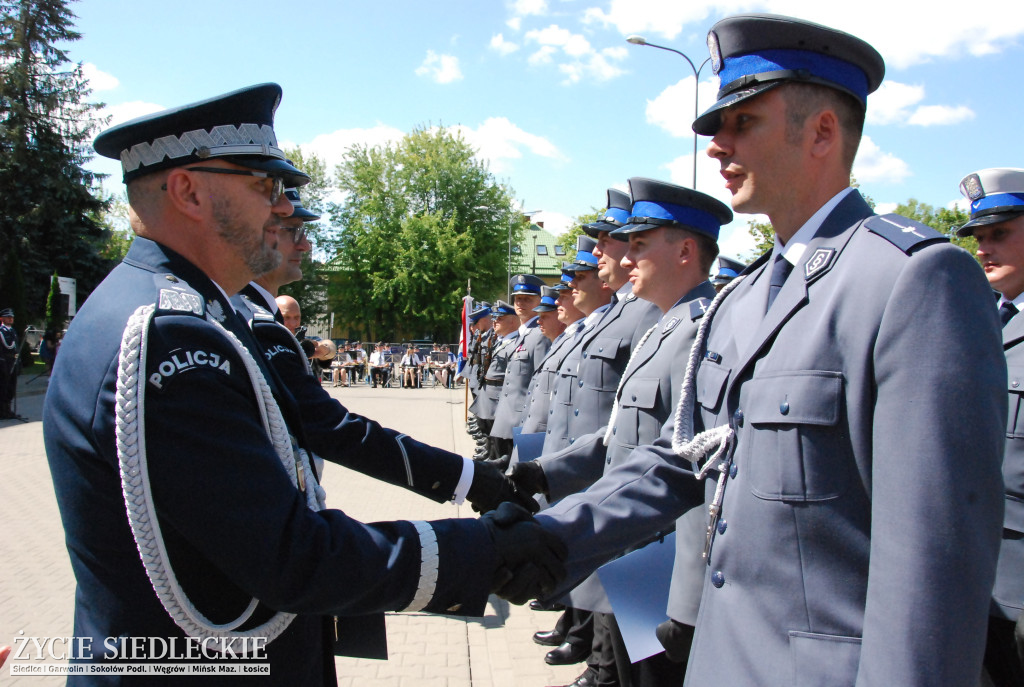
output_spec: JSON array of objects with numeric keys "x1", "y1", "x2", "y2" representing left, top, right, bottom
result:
[{"x1": 211, "y1": 196, "x2": 281, "y2": 277}]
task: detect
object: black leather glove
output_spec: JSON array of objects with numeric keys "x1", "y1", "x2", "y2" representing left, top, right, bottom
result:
[
  {"x1": 655, "y1": 618, "x2": 695, "y2": 663},
  {"x1": 467, "y1": 461, "x2": 540, "y2": 514},
  {"x1": 480, "y1": 502, "x2": 567, "y2": 605},
  {"x1": 509, "y1": 460, "x2": 548, "y2": 497}
]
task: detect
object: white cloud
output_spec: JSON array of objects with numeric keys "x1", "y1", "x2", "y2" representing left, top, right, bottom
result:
[
  {"x1": 867, "y1": 81, "x2": 925, "y2": 125},
  {"x1": 450, "y1": 116, "x2": 567, "y2": 173},
  {"x1": 852, "y1": 135, "x2": 911, "y2": 184},
  {"x1": 873, "y1": 201, "x2": 899, "y2": 215},
  {"x1": 524, "y1": 25, "x2": 627, "y2": 84},
  {"x1": 532, "y1": 210, "x2": 574, "y2": 236},
  {"x1": 98, "y1": 100, "x2": 165, "y2": 127},
  {"x1": 289, "y1": 125, "x2": 406, "y2": 175},
  {"x1": 584, "y1": 0, "x2": 1024, "y2": 69},
  {"x1": 645, "y1": 77, "x2": 720, "y2": 138},
  {"x1": 82, "y1": 63, "x2": 119, "y2": 91},
  {"x1": 557, "y1": 48, "x2": 627, "y2": 84},
  {"x1": 415, "y1": 50, "x2": 463, "y2": 84},
  {"x1": 526, "y1": 25, "x2": 592, "y2": 56},
  {"x1": 506, "y1": 17, "x2": 522, "y2": 31},
  {"x1": 948, "y1": 197, "x2": 971, "y2": 213},
  {"x1": 490, "y1": 33, "x2": 519, "y2": 56},
  {"x1": 528, "y1": 45, "x2": 557, "y2": 66},
  {"x1": 906, "y1": 104, "x2": 975, "y2": 127},
  {"x1": 512, "y1": 0, "x2": 548, "y2": 16}
]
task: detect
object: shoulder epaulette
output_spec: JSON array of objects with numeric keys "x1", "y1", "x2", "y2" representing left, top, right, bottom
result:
[
  {"x1": 690, "y1": 298, "x2": 712, "y2": 321},
  {"x1": 865, "y1": 214, "x2": 947, "y2": 254},
  {"x1": 153, "y1": 273, "x2": 205, "y2": 318},
  {"x1": 240, "y1": 295, "x2": 277, "y2": 324}
]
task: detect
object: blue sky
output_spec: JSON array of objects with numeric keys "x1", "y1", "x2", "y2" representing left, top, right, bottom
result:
[{"x1": 70, "y1": 0, "x2": 1024, "y2": 260}]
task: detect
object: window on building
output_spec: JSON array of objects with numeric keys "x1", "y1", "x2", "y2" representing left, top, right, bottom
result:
[
  {"x1": 511, "y1": 246, "x2": 522, "y2": 254},
  {"x1": 554, "y1": 245, "x2": 566, "y2": 256},
  {"x1": 536, "y1": 245, "x2": 548, "y2": 256}
]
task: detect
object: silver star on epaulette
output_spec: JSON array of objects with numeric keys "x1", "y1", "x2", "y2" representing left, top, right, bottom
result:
[{"x1": 206, "y1": 299, "x2": 226, "y2": 323}]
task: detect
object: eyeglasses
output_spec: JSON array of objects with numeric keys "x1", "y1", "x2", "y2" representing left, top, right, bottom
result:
[
  {"x1": 281, "y1": 224, "x2": 308, "y2": 245},
  {"x1": 184, "y1": 167, "x2": 286, "y2": 205}
]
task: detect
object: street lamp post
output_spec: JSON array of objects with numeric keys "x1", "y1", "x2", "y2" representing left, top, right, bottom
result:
[{"x1": 626, "y1": 35, "x2": 711, "y2": 190}]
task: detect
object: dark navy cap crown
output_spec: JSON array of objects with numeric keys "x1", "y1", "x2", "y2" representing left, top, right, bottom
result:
[
  {"x1": 469, "y1": 301, "x2": 492, "y2": 322},
  {"x1": 284, "y1": 188, "x2": 321, "y2": 221},
  {"x1": 0, "y1": 308, "x2": 13, "y2": 318},
  {"x1": 572, "y1": 235, "x2": 599, "y2": 271},
  {"x1": 94, "y1": 83, "x2": 309, "y2": 187},
  {"x1": 958, "y1": 168, "x2": 1024, "y2": 236},
  {"x1": 612, "y1": 177, "x2": 732, "y2": 241},
  {"x1": 583, "y1": 188, "x2": 632, "y2": 237},
  {"x1": 510, "y1": 274, "x2": 545, "y2": 295},
  {"x1": 693, "y1": 14, "x2": 885, "y2": 135}
]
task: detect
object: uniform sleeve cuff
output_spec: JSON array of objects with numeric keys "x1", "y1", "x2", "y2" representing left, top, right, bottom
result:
[{"x1": 449, "y1": 458, "x2": 475, "y2": 504}]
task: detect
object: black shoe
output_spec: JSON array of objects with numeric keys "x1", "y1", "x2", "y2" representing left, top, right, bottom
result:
[
  {"x1": 529, "y1": 599, "x2": 565, "y2": 611},
  {"x1": 532, "y1": 630, "x2": 564, "y2": 647},
  {"x1": 564, "y1": 668, "x2": 597, "y2": 687},
  {"x1": 545, "y1": 641, "x2": 590, "y2": 666}
]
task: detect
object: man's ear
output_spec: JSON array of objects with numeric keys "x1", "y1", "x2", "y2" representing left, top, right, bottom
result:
[
  {"x1": 163, "y1": 168, "x2": 206, "y2": 222},
  {"x1": 809, "y1": 108, "x2": 840, "y2": 160}
]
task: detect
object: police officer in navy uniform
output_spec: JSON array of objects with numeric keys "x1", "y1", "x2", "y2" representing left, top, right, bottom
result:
[
  {"x1": 514, "y1": 179, "x2": 728, "y2": 687},
  {"x1": 0, "y1": 308, "x2": 17, "y2": 419},
  {"x1": 528, "y1": 16, "x2": 1005, "y2": 686},
  {"x1": 489, "y1": 275, "x2": 551, "y2": 468},
  {"x1": 43, "y1": 84, "x2": 565, "y2": 685},
  {"x1": 229, "y1": 189, "x2": 533, "y2": 522},
  {"x1": 956, "y1": 167, "x2": 1024, "y2": 686}
]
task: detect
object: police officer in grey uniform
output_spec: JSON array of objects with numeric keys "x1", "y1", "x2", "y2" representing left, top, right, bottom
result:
[
  {"x1": 528, "y1": 16, "x2": 1006, "y2": 686},
  {"x1": 43, "y1": 84, "x2": 565, "y2": 684},
  {"x1": 710, "y1": 255, "x2": 745, "y2": 292},
  {"x1": 956, "y1": 167, "x2": 1024, "y2": 686},
  {"x1": 469, "y1": 300, "x2": 520, "y2": 456},
  {"x1": 490, "y1": 275, "x2": 551, "y2": 468},
  {"x1": 0, "y1": 307, "x2": 18, "y2": 419},
  {"x1": 514, "y1": 179, "x2": 728, "y2": 687}
]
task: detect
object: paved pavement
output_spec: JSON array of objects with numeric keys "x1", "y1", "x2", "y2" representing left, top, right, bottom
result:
[{"x1": 0, "y1": 375, "x2": 583, "y2": 686}]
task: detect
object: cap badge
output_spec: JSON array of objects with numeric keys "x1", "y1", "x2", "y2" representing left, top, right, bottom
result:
[
  {"x1": 961, "y1": 174, "x2": 984, "y2": 201},
  {"x1": 707, "y1": 31, "x2": 723, "y2": 74}
]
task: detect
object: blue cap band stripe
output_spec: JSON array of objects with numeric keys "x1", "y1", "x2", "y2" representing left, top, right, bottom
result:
[
  {"x1": 972, "y1": 192, "x2": 1024, "y2": 215},
  {"x1": 560, "y1": 272, "x2": 573, "y2": 282},
  {"x1": 575, "y1": 251, "x2": 598, "y2": 266},
  {"x1": 539, "y1": 296, "x2": 557, "y2": 306},
  {"x1": 512, "y1": 284, "x2": 541, "y2": 293},
  {"x1": 603, "y1": 207, "x2": 630, "y2": 225},
  {"x1": 631, "y1": 200, "x2": 721, "y2": 236},
  {"x1": 720, "y1": 49, "x2": 869, "y2": 102}
]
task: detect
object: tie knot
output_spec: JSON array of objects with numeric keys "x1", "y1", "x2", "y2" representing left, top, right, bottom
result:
[
  {"x1": 766, "y1": 255, "x2": 794, "y2": 311},
  {"x1": 1000, "y1": 301, "x2": 1018, "y2": 327}
]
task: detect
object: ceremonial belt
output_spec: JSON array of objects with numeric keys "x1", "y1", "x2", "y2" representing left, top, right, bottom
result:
[{"x1": 483, "y1": 378, "x2": 504, "y2": 386}]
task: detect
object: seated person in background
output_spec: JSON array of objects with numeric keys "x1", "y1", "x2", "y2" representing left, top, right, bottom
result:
[
  {"x1": 330, "y1": 347, "x2": 348, "y2": 388},
  {"x1": 369, "y1": 342, "x2": 389, "y2": 388},
  {"x1": 401, "y1": 346, "x2": 423, "y2": 388},
  {"x1": 441, "y1": 345, "x2": 457, "y2": 388}
]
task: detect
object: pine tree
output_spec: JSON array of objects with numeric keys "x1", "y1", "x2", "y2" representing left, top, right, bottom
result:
[{"x1": 0, "y1": 0, "x2": 111, "y2": 328}]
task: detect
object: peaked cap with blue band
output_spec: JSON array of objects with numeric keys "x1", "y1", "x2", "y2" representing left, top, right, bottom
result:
[
  {"x1": 583, "y1": 188, "x2": 632, "y2": 237},
  {"x1": 533, "y1": 286, "x2": 560, "y2": 312},
  {"x1": 491, "y1": 300, "x2": 517, "y2": 317},
  {"x1": 712, "y1": 255, "x2": 747, "y2": 284},
  {"x1": 469, "y1": 302, "x2": 492, "y2": 323},
  {"x1": 957, "y1": 168, "x2": 1024, "y2": 236},
  {"x1": 510, "y1": 274, "x2": 545, "y2": 295},
  {"x1": 611, "y1": 177, "x2": 732, "y2": 241},
  {"x1": 284, "y1": 188, "x2": 321, "y2": 222},
  {"x1": 693, "y1": 14, "x2": 885, "y2": 136},
  {"x1": 94, "y1": 83, "x2": 309, "y2": 187},
  {"x1": 571, "y1": 235, "x2": 599, "y2": 272}
]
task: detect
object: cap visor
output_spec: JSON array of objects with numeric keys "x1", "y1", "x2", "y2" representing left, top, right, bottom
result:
[
  {"x1": 692, "y1": 82, "x2": 783, "y2": 136},
  {"x1": 958, "y1": 210, "x2": 1024, "y2": 236},
  {"x1": 609, "y1": 223, "x2": 658, "y2": 240},
  {"x1": 227, "y1": 156, "x2": 311, "y2": 188}
]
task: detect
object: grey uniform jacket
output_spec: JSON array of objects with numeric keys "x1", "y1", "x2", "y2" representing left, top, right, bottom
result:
[
  {"x1": 544, "y1": 291, "x2": 660, "y2": 455},
  {"x1": 537, "y1": 192, "x2": 1006, "y2": 686},
  {"x1": 997, "y1": 309, "x2": 1024, "y2": 620},
  {"x1": 519, "y1": 320, "x2": 586, "y2": 434},
  {"x1": 539, "y1": 282, "x2": 715, "y2": 614},
  {"x1": 491, "y1": 319, "x2": 550, "y2": 439},
  {"x1": 469, "y1": 331, "x2": 520, "y2": 420}
]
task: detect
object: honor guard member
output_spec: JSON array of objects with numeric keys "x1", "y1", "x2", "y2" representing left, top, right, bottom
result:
[
  {"x1": 534, "y1": 286, "x2": 568, "y2": 344},
  {"x1": 514, "y1": 180, "x2": 728, "y2": 686},
  {"x1": 711, "y1": 255, "x2": 745, "y2": 292},
  {"x1": 43, "y1": 83, "x2": 565, "y2": 684},
  {"x1": 517, "y1": 286, "x2": 574, "y2": 431},
  {"x1": 0, "y1": 308, "x2": 17, "y2": 419},
  {"x1": 957, "y1": 167, "x2": 1024, "y2": 686},
  {"x1": 531, "y1": 16, "x2": 1005, "y2": 687},
  {"x1": 490, "y1": 275, "x2": 551, "y2": 468},
  {"x1": 466, "y1": 303, "x2": 493, "y2": 446},
  {"x1": 230, "y1": 190, "x2": 531, "y2": 526},
  {"x1": 469, "y1": 300, "x2": 520, "y2": 456}
]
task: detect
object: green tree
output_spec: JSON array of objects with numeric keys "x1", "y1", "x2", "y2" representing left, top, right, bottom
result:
[
  {"x1": 328, "y1": 125, "x2": 524, "y2": 341},
  {"x1": 44, "y1": 270, "x2": 63, "y2": 333},
  {"x1": 556, "y1": 210, "x2": 602, "y2": 261},
  {"x1": 0, "y1": 0, "x2": 112, "y2": 328},
  {"x1": 279, "y1": 146, "x2": 332, "y2": 324},
  {"x1": 746, "y1": 219, "x2": 775, "y2": 259},
  {"x1": 893, "y1": 198, "x2": 976, "y2": 257}
]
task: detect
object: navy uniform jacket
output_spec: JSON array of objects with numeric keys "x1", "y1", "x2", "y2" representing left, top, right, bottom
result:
[
  {"x1": 997, "y1": 309, "x2": 1024, "y2": 621},
  {"x1": 519, "y1": 320, "x2": 586, "y2": 434},
  {"x1": 43, "y1": 238, "x2": 495, "y2": 686},
  {"x1": 235, "y1": 291, "x2": 464, "y2": 503},
  {"x1": 469, "y1": 331, "x2": 520, "y2": 421},
  {"x1": 544, "y1": 288, "x2": 660, "y2": 455},
  {"x1": 0, "y1": 321, "x2": 16, "y2": 362},
  {"x1": 538, "y1": 192, "x2": 1006, "y2": 686},
  {"x1": 538, "y1": 283, "x2": 714, "y2": 614},
  {"x1": 491, "y1": 318, "x2": 550, "y2": 439}
]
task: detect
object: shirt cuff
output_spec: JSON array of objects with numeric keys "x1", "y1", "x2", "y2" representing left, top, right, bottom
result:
[{"x1": 450, "y1": 458, "x2": 475, "y2": 504}]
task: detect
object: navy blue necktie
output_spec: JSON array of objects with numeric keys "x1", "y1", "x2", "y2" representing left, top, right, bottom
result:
[
  {"x1": 1000, "y1": 301, "x2": 1018, "y2": 327},
  {"x1": 766, "y1": 255, "x2": 793, "y2": 311}
]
